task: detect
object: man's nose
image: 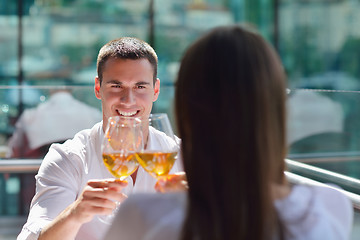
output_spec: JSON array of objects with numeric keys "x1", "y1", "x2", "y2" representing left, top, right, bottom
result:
[{"x1": 120, "y1": 89, "x2": 136, "y2": 105}]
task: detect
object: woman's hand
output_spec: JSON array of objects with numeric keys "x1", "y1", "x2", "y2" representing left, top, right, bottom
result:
[{"x1": 155, "y1": 172, "x2": 188, "y2": 193}]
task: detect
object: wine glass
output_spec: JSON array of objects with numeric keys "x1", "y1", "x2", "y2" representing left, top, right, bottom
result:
[
  {"x1": 135, "y1": 113, "x2": 179, "y2": 181},
  {"x1": 100, "y1": 116, "x2": 143, "y2": 223}
]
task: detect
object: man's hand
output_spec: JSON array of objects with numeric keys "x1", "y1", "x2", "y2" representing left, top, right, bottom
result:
[
  {"x1": 155, "y1": 172, "x2": 188, "y2": 193},
  {"x1": 39, "y1": 179, "x2": 128, "y2": 240},
  {"x1": 69, "y1": 179, "x2": 128, "y2": 222}
]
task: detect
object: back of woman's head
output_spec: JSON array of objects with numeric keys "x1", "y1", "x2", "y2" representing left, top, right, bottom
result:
[{"x1": 175, "y1": 25, "x2": 287, "y2": 240}]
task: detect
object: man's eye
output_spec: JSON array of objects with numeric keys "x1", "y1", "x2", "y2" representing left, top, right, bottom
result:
[
  {"x1": 112, "y1": 84, "x2": 121, "y2": 88},
  {"x1": 137, "y1": 85, "x2": 146, "y2": 89}
]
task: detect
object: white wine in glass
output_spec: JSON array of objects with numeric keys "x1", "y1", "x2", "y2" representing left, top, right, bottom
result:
[
  {"x1": 135, "y1": 113, "x2": 179, "y2": 180},
  {"x1": 100, "y1": 116, "x2": 143, "y2": 223}
]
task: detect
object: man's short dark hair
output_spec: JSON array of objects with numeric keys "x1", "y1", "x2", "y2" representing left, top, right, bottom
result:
[{"x1": 97, "y1": 37, "x2": 158, "y2": 85}]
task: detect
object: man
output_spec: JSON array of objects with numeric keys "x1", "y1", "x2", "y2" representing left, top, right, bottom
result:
[{"x1": 17, "y1": 37, "x2": 182, "y2": 240}]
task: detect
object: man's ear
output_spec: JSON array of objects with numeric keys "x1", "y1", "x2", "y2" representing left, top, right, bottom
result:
[
  {"x1": 94, "y1": 77, "x2": 101, "y2": 99},
  {"x1": 153, "y1": 78, "x2": 160, "y2": 102}
]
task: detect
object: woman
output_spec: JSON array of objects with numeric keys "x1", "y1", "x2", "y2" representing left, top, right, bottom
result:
[{"x1": 104, "y1": 25, "x2": 353, "y2": 240}]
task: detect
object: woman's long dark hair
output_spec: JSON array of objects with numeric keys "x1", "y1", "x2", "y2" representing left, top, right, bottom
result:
[{"x1": 175, "y1": 25, "x2": 287, "y2": 240}]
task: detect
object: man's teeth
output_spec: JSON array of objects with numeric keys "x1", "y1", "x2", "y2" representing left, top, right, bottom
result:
[{"x1": 119, "y1": 111, "x2": 137, "y2": 116}]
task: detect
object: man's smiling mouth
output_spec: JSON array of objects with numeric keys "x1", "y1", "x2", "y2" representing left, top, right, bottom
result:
[{"x1": 117, "y1": 110, "x2": 138, "y2": 117}]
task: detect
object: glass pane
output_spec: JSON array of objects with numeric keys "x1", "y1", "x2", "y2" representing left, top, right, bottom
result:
[
  {"x1": 279, "y1": 0, "x2": 360, "y2": 91},
  {"x1": 18, "y1": 0, "x2": 148, "y2": 86},
  {"x1": 154, "y1": 0, "x2": 274, "y2": 118},
  {"x1": 0, "y1": 7, "x2": 18, "y2": 79},
  {"x1": 287, "y1": 89, "x2": 360, "y2": 179},
  {"x1": 280, "y1": 0, "x2": 360, "y2": 183}
]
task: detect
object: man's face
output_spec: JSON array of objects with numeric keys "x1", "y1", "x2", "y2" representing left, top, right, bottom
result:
[{"x1": 95, "y1": 58, "x2": 160, "y2": 130}]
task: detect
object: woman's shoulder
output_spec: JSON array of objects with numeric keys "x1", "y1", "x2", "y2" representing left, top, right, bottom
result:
[
  {"x1": 308, "y1": 184, "x2": 353, "y2": 223},
  {"x1": 311, "y1": 184, "x2": 352, "y2": 203},
  {"x1": 293, "y1": 184, "x2": 352, "y2": 209},
  {"x1": 276, "y1": 184, "x2": 352, "y2": 217},
  {"x1": 275, "y1": 184, "x2": 353, "y2": 239}
]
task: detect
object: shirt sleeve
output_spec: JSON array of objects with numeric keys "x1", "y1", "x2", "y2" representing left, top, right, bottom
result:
[
  {"x1": 275, "y1": 184, "x2": 354, "y2": 240},
  {"x1": 17, "y1": 143, "x2": 83, "y2": 239}
]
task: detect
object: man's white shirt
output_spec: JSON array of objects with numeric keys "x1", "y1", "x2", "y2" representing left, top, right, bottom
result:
[{"x1": 17, "y1": 121, "x2": 183, "y2": 240}]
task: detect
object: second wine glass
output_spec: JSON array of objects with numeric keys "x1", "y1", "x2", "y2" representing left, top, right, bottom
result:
[{"x1": 135, "y1": 113, "x2": 179, "y2": 181}]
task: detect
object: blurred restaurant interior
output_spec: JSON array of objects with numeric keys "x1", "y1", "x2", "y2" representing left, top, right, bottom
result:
[{"x1": 1, "y1": 0, "x2": 360, "y2": 238}]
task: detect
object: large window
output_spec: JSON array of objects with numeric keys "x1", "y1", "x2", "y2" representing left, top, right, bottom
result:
[
  {"x1": 279, "y1": 0, "x2": 360, "y2": 180},
  {"x1": 1, "y1": 2, "x2": 360, "y2": 237},
  {"x1": 1, "y1": 0, "x2": 360, "y2": 239},
  {"x1": 0, "y1": 0, "x2": 275, "y2": 217},
  {"x1": 0, "y1": 0, "x2": 275, "y2": 143}
]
